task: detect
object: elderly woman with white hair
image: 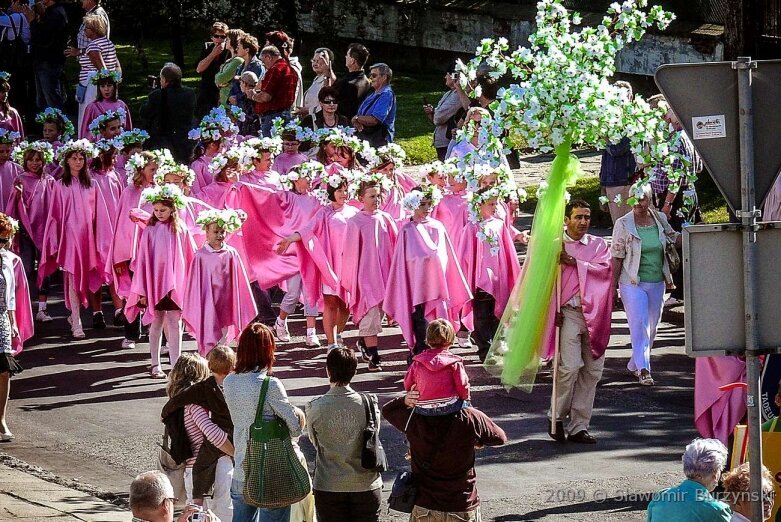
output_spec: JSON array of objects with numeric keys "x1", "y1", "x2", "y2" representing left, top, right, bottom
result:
[
  {"x1": 611, "y1": 184, "x2": 679, "y2": 386},
  {"x1": 647, "y1": 438, "x2": 731, "y2": 521},
  {"x1": 722, "y1": 462, "x2": 776, "y2": 521}
]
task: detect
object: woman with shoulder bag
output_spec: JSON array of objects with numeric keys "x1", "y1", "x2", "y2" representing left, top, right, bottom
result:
[
  {"x1": 611, "y1": 184, "x2": 680, "y2": 386},
  {"x1": 223, "y1": 322, "x2": 307, "y2": 522},
  {"x1": 305, "y1": 347, "x2": 384, "y2": 522}
]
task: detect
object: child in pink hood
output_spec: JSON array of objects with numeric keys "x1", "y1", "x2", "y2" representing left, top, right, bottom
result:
[{"x1": 403, "y1": 319, "x2": 471, "y2": 416}]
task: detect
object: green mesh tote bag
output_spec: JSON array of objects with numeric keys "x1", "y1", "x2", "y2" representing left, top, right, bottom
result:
[{"x1": 242, "y1": 376, "x2": 311, "y2": 508}]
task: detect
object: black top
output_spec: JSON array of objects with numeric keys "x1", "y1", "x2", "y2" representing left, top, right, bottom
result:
[
  {"x1": 30, "y1": 2, "x2": 68, "y2": 65},
  {"x1": 140, "y1": 86, "x2": 196, "y2": 137},
  {"x1": 333, "y1": 70, "x2": 371, "y2": 119},
  {"x1": 197, "y1": 42, "x2": 231, "y2": 97}
]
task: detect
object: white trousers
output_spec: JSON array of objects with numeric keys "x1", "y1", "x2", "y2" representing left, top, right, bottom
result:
[
  {"x1": 549, "y1": 307, "x2": 605, "y2": 435},
  {"x1": 620, "y1": 281, "x2": 665, "y2": 372},
  {"x1": 280, "y1": 274, "x2": 318, "y2": 316},
  {"x1": 150, "y1": 310, "x2": 182, "y2": 370},
  {"x1": 205, "y1": 455, "x2": 233, "y2": 522}
]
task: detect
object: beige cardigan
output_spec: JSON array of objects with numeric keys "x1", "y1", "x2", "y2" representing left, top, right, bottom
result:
[{"x1": 611, "y1": 210, "x2": 679, "y2": 286}]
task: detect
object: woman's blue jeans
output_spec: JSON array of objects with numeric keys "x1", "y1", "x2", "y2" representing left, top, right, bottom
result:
[{"x1": 230, "y1": 480, "x2": 291, "y2": 522}]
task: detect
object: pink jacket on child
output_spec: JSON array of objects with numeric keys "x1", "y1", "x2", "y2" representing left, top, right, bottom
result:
[{"x1": 404, "y1": 348, "x2": 470, "y2": 405}]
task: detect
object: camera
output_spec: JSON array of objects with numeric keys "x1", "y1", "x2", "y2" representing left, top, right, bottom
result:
[
  {"x1": 147, "y1": 75, "x2": 160, "y2": 90},
  {"x1": 188, "y1": 512, "x2": 206, "y2": 522}
]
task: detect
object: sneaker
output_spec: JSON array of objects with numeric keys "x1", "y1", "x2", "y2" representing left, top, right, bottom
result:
[
  {"x1": 72, "y1": 327, "x2": 86, "y2": 339},
  {"x1": 336, "y1": 334, "x2": 344, "y2": 346},
  {"x1": 36, "y1": 310, "x2": 53, "y2": 322},
  {"x1": 305, "y1": 330, "x2": 320, "y2": 347},
  {"x1": 113, "y1": 309, "x2": 127, "y2": 327},
  {"x1": 92, "y1": 312, "x2": 106, "y2": 330},
  {"x1": 664, "y1": 297, "x2": 684, "y2": 308},
  {"x1": 121, "y1": 338, "x2": 136, "y2": 349},
  {"x1": 274, "y1": 320, "x2": 290, "y2": 342},
  {"x1": 368, "y1": 355, "x2": 383, "y2": 372},
  {"x1": 456, "y1": 335, "x2": 473, "y2": 348},
  {"x1": 356, "y1": 339, "x2": 370, "y2": 362},
  {"x1": 327, "y1": 343, "x2": 340, "y2": 352}
]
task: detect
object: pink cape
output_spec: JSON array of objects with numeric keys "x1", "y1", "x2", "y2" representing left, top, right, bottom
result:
[
  {"x1": 381, "y1": 186, "x2": 409, "y2": 225},
  {"x1": 541, "y1": 234, "x2": 614, "y2": 359},
  {"x1": 432, "y1": 190, "x2": 468, "y2": 243},
  {"x1": 5, "y1": 171, "x2": 55, "y2": 251},
  {"x1": 181, "y1": 196, "x2": 213, "y2": 248},
  {"x1": 383, "y1": 217, "x2": 472, "y2": 348},
  {"x1": 38, "y1": 179, "x2": 112, "y2": 308},
  {"x1": 0, "y1": 108, "x2": 24, "y2": 138},
  {"x1": 763, "y1": 173, "x2": 781, "y2": 221},
  {"x1": 5, "y1": 251, "x2": 33, "y2": 356},
  {"x1": 91, "y1": 168, "x2": 123, "y2": 236},
  {"x1": 107, "y1": 184, "x2": 151, "y2": 298},
  {"x1": 79, "y1": 99, "x2": 133, "y2": 140},
  {"x1": 271, "y1": 152, "x2": 307, "y2": 175},
  {"x1": 396, "y1": 171, "x2": 418, "y2": 192},
  {"x1": 694, "y1": 356, "x2": 747, "y2": 444},
  {"x1": 182, "y1": 244, "x2": 258, "y2": 355},
  {"x1": 239, "y1": 186, "x2": 320, "y2": 289},
  {"x1": 125, "y1": 221, "x2": 196, "y2": 325},
  {"x1": 190, "y1": 155, "x2": 215, "y2": 196},
  {"x1": 241, "y1": 169, "x2": 281, "y2": 190},
  {"x1": 457, "y1": 216, "x2": 521, "y2": 324},
  {"x1": 0, "y1": 161, "x2": 23, "y2": 211},
  {"x1": 297, "y1": 203, "x2": 360, "y2": 307},
  {"x1": 340, "y1": 210, "x2": 398, "y2": 323}
]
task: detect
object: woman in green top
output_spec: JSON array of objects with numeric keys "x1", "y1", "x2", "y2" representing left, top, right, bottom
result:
[
  {"x1": 611, "y1": 186, "x2": 679, "y2": 385},
  {"x1": 214, "y1": 29, "x2": 245, "y2": 107}
]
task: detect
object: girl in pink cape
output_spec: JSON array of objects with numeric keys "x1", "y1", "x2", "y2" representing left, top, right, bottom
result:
[
  {"x1": 277, "y1": 166, "x2": 360, "y2": 350},
  {"x1": 377, "y1": 143, "x2": 417, "y2": 192},
  {"x1": 0, "y1": 131, "x2": 22, "y2": 206},
  {"x1": 0, "y1": 213, "x2": 35, "y2": 442},
  {"x1": 38, "y1": 140, "x2": 113, "y2": 339},
  {"x1": 383, "y1": 184, "x2": 472, "y2": 358},
  {"x1": 340, "y1": 175, "x2": 398, "y2": 370},
  {"x1": 125, "y1": 185, "x2": 196, "y2": 379},
  {"x1": 79, "y1": 70, "x2": 132, "y2": 140},
  {"x1": 0, "y1": 74, "x2": 23, "y2": 139},
  {"x1": 114, "y1": 129, "x2": 149, "y2": 183},
  {"x1": 86, "y1": 109, "x2": 128, "y2": 144},
  {"x1": 189, "y1": 126, "x2": 225, "y2": 196},
  {"x1": 241, "y1": 137, "x2": 282, "y2": 189},
  {"x1": 456, "y1": 186, "x2": 522, "y2": 362},
  {"x1": 6, "y1": 141, "x2": 55, "y2": 322},
  {"x1": 183, "y1": 209, "x2": 257, "y2": 356},
  {"x1": 371, "y1": 152, "x2": 413, "y2": 224},
  {"x1": 430, "y1": 160, "x2": 469, "y2": 241},
  {"x1": 239, "y1": 161, "x2": 323, "y2": 345},
  {"x1": 154, "y1": 164, "x2": 212, "y2": 248},
  {"x1": 271, "y1": 130, "x2": 307, "y2": 175},
  {"x1": 36, "y1": 108, "x2": 75, "y2": 179}
]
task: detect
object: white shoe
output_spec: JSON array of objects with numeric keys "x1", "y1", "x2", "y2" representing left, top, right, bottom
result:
[
  {"x1": 121, "y1": 338, "x2": 136, "y2": 349},
  {"x1": 275, "y1": 320, "x2": 291, "y2": 342},
  {"x1": 72, "y1": 327, "x2": 86, "y2": 339},
  {"x1": 664, "y1": 297, "x2": 684, "y2": 308},
  {"x1": 305, "y1": 330, "x2": 320, "y2": 347},
  {"x1": 456, "y1": 335, "x2": 473, "y2": 348},
  {"x1": 36, "y1": 310, "x2": 53, "y2": 322}
]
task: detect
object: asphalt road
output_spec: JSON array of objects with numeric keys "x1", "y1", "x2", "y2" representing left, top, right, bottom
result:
[{"x1": 0, "y1": 277, "x2": 696, "y2": 521}]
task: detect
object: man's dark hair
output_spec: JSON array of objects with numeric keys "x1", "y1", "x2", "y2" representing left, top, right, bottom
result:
[
  {"x1": 478, "y1": 76, "x2": 499, "y2": 101},
  {"x1": 326, "y1": 347, "x2": 357, "y2": 385},
  {"x1": 566, "y1": 199, "x2": 591, "y2": 218},
  {"x1": 347, "y1": 43, "x2": 369, "y2": 67},
  {"x1": 160, "y1": 63, "x2": 182, "y2": 88}
]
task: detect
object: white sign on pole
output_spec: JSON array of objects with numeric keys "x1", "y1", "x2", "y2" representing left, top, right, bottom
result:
[{"x1": 691, "y1": 115, "x2": 727, "y2": 140}]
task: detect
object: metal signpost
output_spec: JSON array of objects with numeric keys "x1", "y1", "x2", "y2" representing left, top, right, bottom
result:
[{"x1": 656, "y1": 58, "x2": 781, "y2": 522}]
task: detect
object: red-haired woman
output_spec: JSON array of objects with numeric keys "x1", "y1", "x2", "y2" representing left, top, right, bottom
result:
[{"x1": 223, "y1": 322, "x2": 305, "y2": 522}]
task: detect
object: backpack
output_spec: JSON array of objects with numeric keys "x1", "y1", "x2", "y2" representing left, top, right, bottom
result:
[{"x1": 0, "y1": 12, "x2": 29, "y2": 70}]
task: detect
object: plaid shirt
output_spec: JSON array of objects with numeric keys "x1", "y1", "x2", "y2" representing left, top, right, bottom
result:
[
  {"x1": 255, "y1": 58, "x2": 297, "y2": 114},
  {"x1": 649, "y1": 130, "x2": 701, "y2": 194}
]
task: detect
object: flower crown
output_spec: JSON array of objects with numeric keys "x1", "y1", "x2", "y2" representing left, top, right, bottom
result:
[
  {"x1": 208, "y1": 144, "x2": 254, "y2": 175},
  {"x1": 116, "y1": 129, "x2": 150, "y2": 149},
  {"x1": 463, "y1": 163, "x2": 514, "y2": 191},
  {"x1": 88, "y1": 108, "x2": 126, "y2": 136},
  {"x1": 35, "y1": 108, "x2": 75, "y2": 140},
  {"x1": 279, "y1": 160, "x2": 326, "y2": 190},
  {"x1": 12, "y1": 140, "x2": 55, "y2": 165},
  {"x1": 190, "y1": 107, "x2": 241, "y2": 141},
  {"x1": 377, "y1": 143, "x2": 406, "y2": 168},
  {"x1": 56, "y1": 139, "x2": 97, "y2": 166},
  {"x1": 5, "y1": 215, "x2": 19, "y2": 234},
  {"x1": 95, "y1": 137, "x2": 121, "y2": 152},
  {"x1": 196, "y1": 208, "x2": 246, "y2": 233},
  {"x1": 0, "y1": 71, "x2": 10, "y2": 81},
  {"x1": 311, "y1": 165, "x2": 356, "y2": 206},
  {"x1": 88, "y1": 68, "x2": 122, "y2": 85},
  {"x1": 271, "y1": 118, "x2": 307, "y2": 140},
  {"x1": 210, "y1": 104, "x2": 245, "y2": 123},
  {"x1": 155, "y1": 163, "x2": 195, "y2": 186},
  {"x1": 125, "y1": 152, "x2": 149, "y2": 179},
  {"x1": 244, "y1": 136, "x2": 283, "y2": 158},
  {"x1": 402, "y1": 184, "x2": 443, "y2": 212},
  {"x1": 0, "y1": 128, "x2": 21, "y2": 145},
  {"x1": 141, "y1": 184, "x2": 187, "y2": 209},
  {"x1": 346, "y1": 169, "x2": 393, "y2": 199}
]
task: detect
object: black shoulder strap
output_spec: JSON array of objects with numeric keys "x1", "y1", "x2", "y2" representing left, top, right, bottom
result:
[{"x1": 361, "y1": 393, "x2": 378, "y2": 428}]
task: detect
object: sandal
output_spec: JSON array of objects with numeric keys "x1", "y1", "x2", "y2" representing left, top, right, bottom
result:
[
  {"x1": 149, "y1": 367, "x2": 167, "y2": 379},
  {"x1": 638, "y1": 372, "x2": 654, "y2": 386}
]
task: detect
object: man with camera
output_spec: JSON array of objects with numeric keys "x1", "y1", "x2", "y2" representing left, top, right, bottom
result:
[
  {"x1": 140, "y1": 62, "x2": 196, "y2": 163},
  {"x1": 130, "y1": 471, "x2": 220, "y2": 522}
]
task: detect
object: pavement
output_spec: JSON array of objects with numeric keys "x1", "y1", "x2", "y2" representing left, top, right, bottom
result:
[{"x1": 0, "y1": 156, "x2": 694, "y2": 521}]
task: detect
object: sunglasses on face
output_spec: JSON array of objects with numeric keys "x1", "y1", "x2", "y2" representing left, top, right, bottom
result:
[
  {"x1": 322, "y1": 99, "x2": 337, "y2": 104},
  {"x1": 212, "y1": 34, "x2": 226, "y2": 39}
]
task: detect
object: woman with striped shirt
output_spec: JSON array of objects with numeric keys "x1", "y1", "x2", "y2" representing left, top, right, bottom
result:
[{"x1": 76, "y1": 14, "x2": 120, "y2": 134}]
